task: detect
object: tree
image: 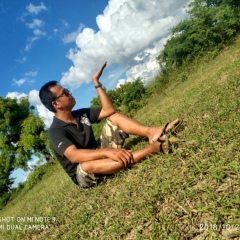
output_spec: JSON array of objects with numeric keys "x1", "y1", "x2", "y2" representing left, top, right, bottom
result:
[
  {"x1": 158, "y1": 0, "x2": 240, "y2": 68},
  {"x1": 18, "y1": 113, "x2": 55, "y2": 164},
  {"x1": 90, "y1": 78, "x2": 147, "y2": 116},
  {"x1": 121, "y1": 78, "x2": 147, "y2": 115},
  {"x1": 0, "y1": 97, "x2": 29, "y2": 193},
  {"x1": 0, "y1": 96, "x2": 54, "y2": 195},
  {"x1": 90, "y1": 86, "x2": 123, "y2": 111}
]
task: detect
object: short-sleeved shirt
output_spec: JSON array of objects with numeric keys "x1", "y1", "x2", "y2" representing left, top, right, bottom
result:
[{"x1": 48, "y1": 108, "x2": 102, "y2": 184}]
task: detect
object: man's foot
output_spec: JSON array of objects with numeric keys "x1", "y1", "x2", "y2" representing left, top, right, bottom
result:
[
  {"x1": 151, "y1": 139, "x2": 169, "y2": 154},
  {"x1": 149, "y1": 119, "x2": 181, "y2": 143}
]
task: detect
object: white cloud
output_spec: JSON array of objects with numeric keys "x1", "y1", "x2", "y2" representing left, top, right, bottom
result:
[
  {"x1": 53, "y1": 19, "x2": 70, "y2": 39},
  {"x1": 60, "y1": 0, "x2": 189, "y2": 89},
  {"x1": 36, "y1": 104, "x2": 54, "y2": 128},
  {"x1": 116, "y1": 79, "x2": 126, "y2": 88},
  {"x1": 33, "y1": 29, "x2": 46, "y2": 36},
  {"x1": 13, "y1": 78, "x2": 27, "y2": 86},
  {"x1": 25, "y1": 71, "x2": 38, "y2": 77},
  {"x1": 24, "y1": 36, "x2": 39, "y2": 52},
  {"x1": 23, "y1": 8, "x2": 47, "y2": 52},
  {"x1": 29, "y1": 89, "x2": 41, "y2": 105},
  {"x1": 6, "y1": 92, "x2": 27, "y2": 99},
  {"x1": 29, "y1": 90, "x2": 54, "y2": 127},
  {"x1": 61, "y1": 20, "x2": 69, "y2": 28},
  {"x1": 16, "y1": 56, "x2": 27, "y2": 64},
  {"x1": 25, "y1": 19, "x2": 46, "y2": 46},
  {"x1": 26, "y1": 19, "x2": 44, "y2": 29},
  {"x1": 63, "y1": 23, "x2": 85, "y2": 44},
  {"x1": 26, "y1": 2, "x2": 47, "y2": 15},
  {"x1": 12, "y1": 72, "x2": 37, "y2": 86}
]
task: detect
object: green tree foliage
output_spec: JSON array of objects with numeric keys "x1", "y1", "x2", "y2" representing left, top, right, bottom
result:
[
  {"x1": 18, "y1": 113, "x2": 55, "y2": 164},
  {"x1": 24, "y1": 164, "x2": 49, "y2": 190},
  {"x1": 0, "y1": 97, "x2": 30, "y2": 193},
  {"x1": 90, "y1": 86, "x2": 124, "y2": 111},
  {"x1": 158, "y1": 0, "x2": 240, "y2": 68},
  {"x1": 0, "y1": 96, "x2": 54, "y2": 198},
  {"x1": 90, "y1": 78, "x2": 147, "y2": 116},
  {"x1": 121, "y1": 78, "x2": 147, "y2": 115}
]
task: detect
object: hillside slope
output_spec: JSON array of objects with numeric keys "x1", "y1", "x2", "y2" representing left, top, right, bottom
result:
[{"x1": 0, "y1": 37, "x2": 239, "y2": 240}]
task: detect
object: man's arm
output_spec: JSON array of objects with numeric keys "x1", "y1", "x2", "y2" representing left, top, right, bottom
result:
[
  {"x1": 92, "y1": 62, "x2": 115, "y2": 120},
  {"x1": 64, "y1": 145, "x2": 133, "y2": 167}
]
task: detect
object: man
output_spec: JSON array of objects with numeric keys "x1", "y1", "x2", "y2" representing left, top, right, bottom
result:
[{"x1": 39, "y1": 62, "x2": 181, "y2": 188}]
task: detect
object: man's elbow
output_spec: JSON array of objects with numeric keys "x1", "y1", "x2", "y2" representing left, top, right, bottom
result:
[
  {"x1": 69, "y1": 156, "x2": 79, "y2": 164},
  {"x1": 64, "y1": 146, "x2": 81, "y2": 163},
  {"x1": 108, "y1": 108, "x2": 115, "y2": 116},
  {"x1": 65, "y1": 154, "x2": 79, "y2": 163},
  {"x1": 99, "y1": 108, "x2": 115, "y2": 119}
]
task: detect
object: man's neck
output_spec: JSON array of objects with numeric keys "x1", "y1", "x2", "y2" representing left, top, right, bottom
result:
[{"x1": 55, "y1": 111, "x2": 76, "y2": 123}]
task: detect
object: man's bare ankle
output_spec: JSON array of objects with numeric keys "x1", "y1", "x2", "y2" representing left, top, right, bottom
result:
[
  {"x1": 149, "y1": 127, "x2": 164, "y2": 143},
  {"x1": 150, "y1": 141, "x2": 160, "y2": 153}
]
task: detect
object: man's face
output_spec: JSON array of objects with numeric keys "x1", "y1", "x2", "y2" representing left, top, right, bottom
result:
[{"x1": 50, "y1": 85, "x2": 76, "y2": 111}]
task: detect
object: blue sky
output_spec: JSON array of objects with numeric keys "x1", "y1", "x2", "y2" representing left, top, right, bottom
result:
[
  {"x1": 1, "y1": 0, "x2": 109, "y2": 118},
  {"x1": 0, "y1": 0, "x2": 190, "y2": 186}
]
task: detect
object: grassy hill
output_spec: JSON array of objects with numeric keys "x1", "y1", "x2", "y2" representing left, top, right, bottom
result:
[{"x1": 0, "y1": 37, "x2": 239, "y2": 240}]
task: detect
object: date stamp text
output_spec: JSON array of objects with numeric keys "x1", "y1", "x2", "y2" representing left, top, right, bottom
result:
[{"x1": 199, "y1": 223, "x2": 239, "y2": 231}]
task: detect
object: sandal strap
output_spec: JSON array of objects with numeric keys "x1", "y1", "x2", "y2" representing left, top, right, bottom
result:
[
  {"x1": 158, "y1": 136, "x2": 170, "y2": 154},
  {"x1": 159, "y1": 142, "x2": 165, "y2": 153},
  {"x1": 161, "y1": 122, "x2": 169, "y2": 137}
]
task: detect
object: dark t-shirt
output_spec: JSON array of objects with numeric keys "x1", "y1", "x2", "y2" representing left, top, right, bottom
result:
[{"x1": 48, "y1": 108, "x2": 101, "y2": 184}]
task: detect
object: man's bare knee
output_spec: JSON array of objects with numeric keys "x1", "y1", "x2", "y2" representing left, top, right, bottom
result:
[
  {"x1": 81, "y1": 162, "x2": 94, "y2": 174},
  {"x1": 108, "y1": 112, "x2": 121, "y2": 124}
]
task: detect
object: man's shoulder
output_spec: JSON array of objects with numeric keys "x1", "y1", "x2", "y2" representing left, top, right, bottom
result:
[
  {"x1": 73, "y1": 107, "x2": 101, "y2": 123},
  {"x1": 48, "y1": 126, "x2": 67, "y2": 145},
  {"x1": 72, "y1": 108, "x2": 90, "y2": 116},
  {"x1": 48, "y1": 118, "x2": 66, "y2": 134}
]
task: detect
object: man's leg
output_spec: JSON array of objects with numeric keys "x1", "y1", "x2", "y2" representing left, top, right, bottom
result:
[
  {"x1": 76, "y1": 140, "x2": 163, "y2": 188},
  {"x1": 81, "y1": 116, "x2": 169, "y2": 175},
  {"x1": 81, "y1": 140, "x2": 162, "y2": 175},
  {"x1": 108, "y1": 112, "x2": 180, "y2": 143},
  {"x1": 80, "y1": 113, "x2": 178, "y2": 175}
]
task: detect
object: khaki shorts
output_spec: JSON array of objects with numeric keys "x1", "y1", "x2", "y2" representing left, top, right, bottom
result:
[{"x1": 76, "y1": 118, "x2": 129, "y2": 188}]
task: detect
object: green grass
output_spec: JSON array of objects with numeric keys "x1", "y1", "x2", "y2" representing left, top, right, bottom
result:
[{"x1": 0, "y1": 37, "x2": 240, "y2": 240}]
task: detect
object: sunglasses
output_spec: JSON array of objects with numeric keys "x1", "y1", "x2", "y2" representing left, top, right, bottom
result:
[{"x1": 53, "y1": 88, "x2": 70, "y2": 101}]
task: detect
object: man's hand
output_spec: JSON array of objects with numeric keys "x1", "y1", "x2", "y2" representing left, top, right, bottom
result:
[
  {"x1": 105, "y1": 148, "x2": 134, "y2": 167},
  {"x1": 92, "y1": 61, "x2": 107, "y2": 84}
]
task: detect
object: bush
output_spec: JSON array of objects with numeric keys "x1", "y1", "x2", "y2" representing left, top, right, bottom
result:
[
  {"x1": 24, "y1": 164, "x2": 48, "y2": 190},
  {"x1": 0, "y1": 192, "x2": 11, "y2": 209},
  {"x1": 90, "y1": 78, "x2": 148, "y2": 117}
]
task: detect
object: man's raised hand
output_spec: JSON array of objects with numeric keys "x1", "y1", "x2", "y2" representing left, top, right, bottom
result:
[{"x1": 92, "y1": 61, "x2": 107, "y2": 83}]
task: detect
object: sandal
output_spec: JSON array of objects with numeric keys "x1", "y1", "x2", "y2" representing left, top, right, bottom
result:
[
  {"x1": 158, "y1": 135, "x2": 183, "y2": 154},
  {"x1": 168, "y1": 119, "x2": 184, "y2": 136},
  {"x1": 158, "y1": 135, "x2": 171, "y2": 154},
  {"x1": 158, "y1": 119, "x2": 184, "y2": 140},
  {"x1": 149, "y1": 119, "x2": 184, "y2": 144}
]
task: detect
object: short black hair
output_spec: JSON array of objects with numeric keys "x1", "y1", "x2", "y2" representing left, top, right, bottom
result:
[{"x1": 39, "y1": 81, "x2": 58, "y2": 113}]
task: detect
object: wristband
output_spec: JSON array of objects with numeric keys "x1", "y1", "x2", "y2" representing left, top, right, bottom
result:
[{"x1": 95, "y1": 82, "x2": 102, "y2": 88}]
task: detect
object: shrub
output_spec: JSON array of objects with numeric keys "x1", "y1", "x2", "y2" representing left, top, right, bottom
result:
[{"x1": 24, "y1": 164, "x2": 48, "y2": 190}]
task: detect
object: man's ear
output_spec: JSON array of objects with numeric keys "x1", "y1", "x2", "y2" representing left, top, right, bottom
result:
[{"x1": 52, "y1": 101, "x2": 58, "y2": 110}]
